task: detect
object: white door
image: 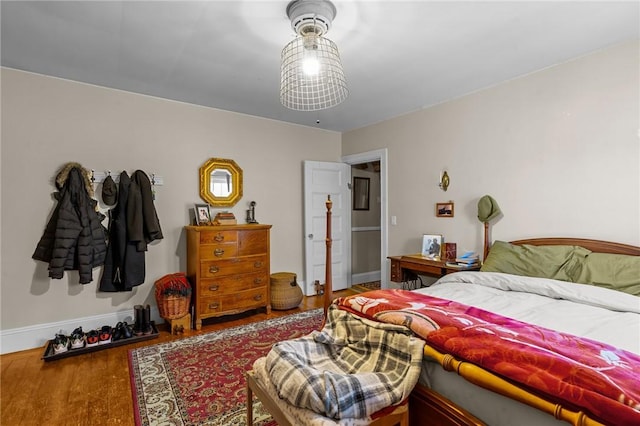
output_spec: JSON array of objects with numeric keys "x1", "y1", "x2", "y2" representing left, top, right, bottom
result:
[{"x1": 303, "y1": 161, "x2": 351, "y2": 295}]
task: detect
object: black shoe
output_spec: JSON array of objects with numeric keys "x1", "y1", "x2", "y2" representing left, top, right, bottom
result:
[
  {"x1": 142, "y1": 305, "x2": 153, "y2": 335},
  {"x1": 53, "y1": 333, "x2": 69, "y2": 354},
  {"x1": 98, "y1": 325, "x2": 112, "y2": 345},
  {"x1": 134, "y1": 305, "x2": 144, "y2": 336},
  {"x1": 112, "y1": 322, "x2": 123, "y2": 341},
  {"x1": 121, "y1": 321, "x2": 133, "y2": 339},
  {"x1": 86, "y1": 329, "x2": 100, "y2": 347},
  {"x1": 69, "y1": 327, "x2": 85, "y2": 349},
  {"x1": 113, "y1": 322, "x2": 133, "y2": 341}
]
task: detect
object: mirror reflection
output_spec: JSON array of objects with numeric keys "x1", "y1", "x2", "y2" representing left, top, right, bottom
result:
[
  {"x1": 210, "y1": 169, "x2": 232, "y2": 197},
  {"x1": 199, "y1": 158, "x2": 243, "y2": 207}
]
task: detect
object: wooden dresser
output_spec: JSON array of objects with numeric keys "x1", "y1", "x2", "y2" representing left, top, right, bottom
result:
[{"x1": 185, "y1": 224, "x2": 272, "y2": 330}]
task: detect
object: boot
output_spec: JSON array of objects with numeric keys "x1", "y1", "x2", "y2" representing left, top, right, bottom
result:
[
  {"x1": 143, "y1": 304, "x2": 153, "y2": 334},
  {"x1": 133, "y1": 305, "x2": 144, "y2": 336}
]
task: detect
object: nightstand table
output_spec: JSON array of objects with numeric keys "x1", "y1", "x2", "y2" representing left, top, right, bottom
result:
[{"x1": 388, "y1": 254, "x2": 481, "y2": 288}]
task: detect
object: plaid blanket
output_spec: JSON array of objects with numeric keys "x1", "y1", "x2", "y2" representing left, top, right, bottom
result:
[{"x1": 265, "y1": 305, "x2": 425, "y2": 419}]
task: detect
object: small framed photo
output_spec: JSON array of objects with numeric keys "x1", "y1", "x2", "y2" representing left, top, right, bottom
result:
[
  {"x1": 422, "y1": 234, "x2": 443, "y2": 259},
  {"x1": 194, "y1": 203, "x2": 211, "y2": 225},
  {"x1": 436, "y1": 202, "x2": 454, "y2": 218}
]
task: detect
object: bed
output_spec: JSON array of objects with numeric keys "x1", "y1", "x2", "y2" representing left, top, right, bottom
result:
[
  {"x1": 339, "y1": 238, "x2": 640, "y2": 426},
  {"x1": 247, "y1": 199, "x2": 640, "y2": 426}
]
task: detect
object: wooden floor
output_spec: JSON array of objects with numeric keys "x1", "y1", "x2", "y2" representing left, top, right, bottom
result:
[{"x1": 0, "y1": 290, "x2": 351, "y2": 426}]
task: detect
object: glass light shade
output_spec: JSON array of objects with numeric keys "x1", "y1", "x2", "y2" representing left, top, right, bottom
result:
[{"x1": 280, "y1": 34, "x2": 348, "y2": 111}]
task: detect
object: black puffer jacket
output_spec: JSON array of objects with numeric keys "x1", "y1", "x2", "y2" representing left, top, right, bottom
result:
[{"x1": 33, "y1": 163, "x2": 107, "y2": 284}]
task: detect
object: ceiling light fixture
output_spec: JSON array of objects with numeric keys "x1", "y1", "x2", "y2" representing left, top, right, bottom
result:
[{"x1": 280, "y1": 0, "x2": 348, "y2": 111}]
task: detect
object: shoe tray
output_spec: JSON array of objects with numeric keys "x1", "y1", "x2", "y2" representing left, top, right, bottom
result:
[{"x1": 41, "y1": 322, "x2": 159, "y2": 362}]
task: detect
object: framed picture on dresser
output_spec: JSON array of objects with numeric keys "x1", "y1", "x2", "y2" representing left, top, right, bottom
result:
[{"x1": 194, "y1": 204, "x2": 211, "y2": 225}]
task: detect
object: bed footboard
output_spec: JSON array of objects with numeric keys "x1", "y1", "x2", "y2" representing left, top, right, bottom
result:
[
  {"x1": 422, "y1": 345, "x2": 604, "y2": 426},
  {"x1": 409, "y1": 384, "x2": 485, "y2": 426}
]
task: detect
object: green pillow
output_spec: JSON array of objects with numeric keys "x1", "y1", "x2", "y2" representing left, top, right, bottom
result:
[
  {"x1": 481, "y1": 240, "x2": 588, "y2": 281},
  {"x1": 570, "y1": 252, "x2": 640, "y2": 296}
]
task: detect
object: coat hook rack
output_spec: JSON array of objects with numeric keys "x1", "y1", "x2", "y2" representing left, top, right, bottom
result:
[{"x1": 90, "y1": 170, "x2": 164, "y2": 186}]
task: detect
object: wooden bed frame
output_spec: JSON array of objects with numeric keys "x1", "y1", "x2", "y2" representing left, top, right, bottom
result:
[{"x1": 247, "y1": 197, "x2": 640, "y2": 426}]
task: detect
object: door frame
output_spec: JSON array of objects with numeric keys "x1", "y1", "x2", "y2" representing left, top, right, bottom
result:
[{"x1": 341, "y1": 148, "x2": 389, "y2": 289}]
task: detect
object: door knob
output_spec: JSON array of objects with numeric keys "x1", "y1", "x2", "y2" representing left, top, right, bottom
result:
[{"x1": 308, "y1": 234, "x2": 313, "y2": 239}]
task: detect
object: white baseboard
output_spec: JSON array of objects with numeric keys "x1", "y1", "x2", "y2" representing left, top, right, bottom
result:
[
  {"x1": 351, "y1": 270, "x2": 381, "y2": 286},
  {"x1": 0, "y1": 306, "x2": 161, "y2": 355}
]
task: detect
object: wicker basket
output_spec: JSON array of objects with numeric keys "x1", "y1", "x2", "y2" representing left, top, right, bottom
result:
[
  {"x1": 270, "y1": 272, "x2": 303, "y2": 310},
  {"x1": 154, "y1": 273, "x2": 192, "y2": 320},
  {"x1": 156, "y1": 294, "x2": 190, "y2": 319}
]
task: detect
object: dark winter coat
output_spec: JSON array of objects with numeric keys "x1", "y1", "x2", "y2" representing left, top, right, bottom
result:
[
  {"x1": 33, "y1": 163, "x2": 107, "y2": 284},
  {"x1": 99, "y1": 170, "x2": 163, "y2": 292}
]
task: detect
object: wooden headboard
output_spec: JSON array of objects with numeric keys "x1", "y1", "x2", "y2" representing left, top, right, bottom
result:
[{"x1": 509, "y1": 237, "x2": 640, "y2": 256}]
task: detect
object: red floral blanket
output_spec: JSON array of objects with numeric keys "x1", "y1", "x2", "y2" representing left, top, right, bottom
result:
[{"x1": 336, "y1": 289, "x2": 640, "y2": 426}]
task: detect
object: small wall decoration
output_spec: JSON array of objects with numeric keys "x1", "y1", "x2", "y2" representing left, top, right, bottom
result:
[
  {"x1": 421, "y1": 234, "x2": 443, "y2": 259},
  {"x1": 438, "y1": 170, "x2": 450, "y2": 191},
  {"x1": 353, "y1": 176, "x2": 370, "y2": 210},
  {"x1": 194, "y1": 203, "x2": 211, "y2": 225},
  {"x1": 436, "y1": 201, "x2": 454, "y2": 217}
]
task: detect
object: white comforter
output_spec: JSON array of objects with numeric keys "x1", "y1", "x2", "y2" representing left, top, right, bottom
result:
[{"x1": 414, "y1": 271, "x2": 640, "y2": 355}]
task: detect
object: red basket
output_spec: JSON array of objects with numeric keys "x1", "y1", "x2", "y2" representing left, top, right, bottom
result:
[{"x1": 154, "y1": 273, "x2": 192, "y2": 320}]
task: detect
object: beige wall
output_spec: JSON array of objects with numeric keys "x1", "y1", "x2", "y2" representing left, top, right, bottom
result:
[
  {"x1": 1, "y1": 39, "x2": 638, "y2": 352},
  {"x1": 343, "y1": 40, "x2": 640, "y2": 257},
  {"x1": 1, "y1": 68, "x2": 340, "y2": 336}
]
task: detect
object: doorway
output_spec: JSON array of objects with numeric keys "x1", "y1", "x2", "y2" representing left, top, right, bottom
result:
[{"x1": 342, "y1": 149, "x2": 388, "y2": 289}]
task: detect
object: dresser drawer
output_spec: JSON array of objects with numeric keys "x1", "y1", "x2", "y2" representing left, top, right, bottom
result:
[
  {"x1": 238, "y1": 229, "x2": 269, "y2": 256},
  {"x1": 199, "y1": 243, "x2": 238, "y2": 260},
  {"x1": 199, "y1": 297, "x2": 223, "y2": 315},
  {"x1": 200, "y1": 273, "x2": 268, "y2": 296},
  {"x1": 221, "y1": 288, "x2": 267, "y2": 311},
  {"x1": 200, "y1": 230, "x2": 238, "y2": 244},
  {"x1": 200, "y1": 255, "x2": 268, "y2": 278}
]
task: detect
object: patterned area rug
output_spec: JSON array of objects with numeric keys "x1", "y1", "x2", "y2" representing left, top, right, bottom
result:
[
  {"x1": 129, "y1": 310, "x2": 324, "y2": 426},
  {"x1": 351, "y1": 281, "x2": 381, "y2": 293}
]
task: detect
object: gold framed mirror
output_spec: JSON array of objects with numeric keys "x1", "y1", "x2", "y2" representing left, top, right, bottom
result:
[{"x1": 199, "y1": 158, "x2": 243, "y2": 207}]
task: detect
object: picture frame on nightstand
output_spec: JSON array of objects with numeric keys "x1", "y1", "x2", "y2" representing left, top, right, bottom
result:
[{"x1": 421, "y1": 234, "x2": 442, "y2": 259}]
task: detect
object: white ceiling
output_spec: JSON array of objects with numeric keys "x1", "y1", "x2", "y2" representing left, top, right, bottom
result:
[{"x1": 2, "y1": 1, "x2": 638, "y2": 132}]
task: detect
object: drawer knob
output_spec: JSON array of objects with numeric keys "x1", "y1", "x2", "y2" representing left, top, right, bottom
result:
[
  {"x1": 214, "y1": 248, "x2": 224, "y2": 257},
  {"x1": 253, "y1": 294, "x2": 262, "y2": 301},
  {"x1": 253, "y1": 261, "x2": 263, "y2": 268},
  {"x1": 254, "y1": 278, "x2": 262, "y2": 284},
  {"x1": 209, "y1": 303, "x2": 219, "y2": 310},
  {"x1": 208, "y1": 285, "x2": 219, "y2": 292},
  {"x1": 209, "y1": 266, "x2": 219, "y2": 274},
  {"x1": 214, "y1": 234, "x2": 224, "y2": 242}
]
